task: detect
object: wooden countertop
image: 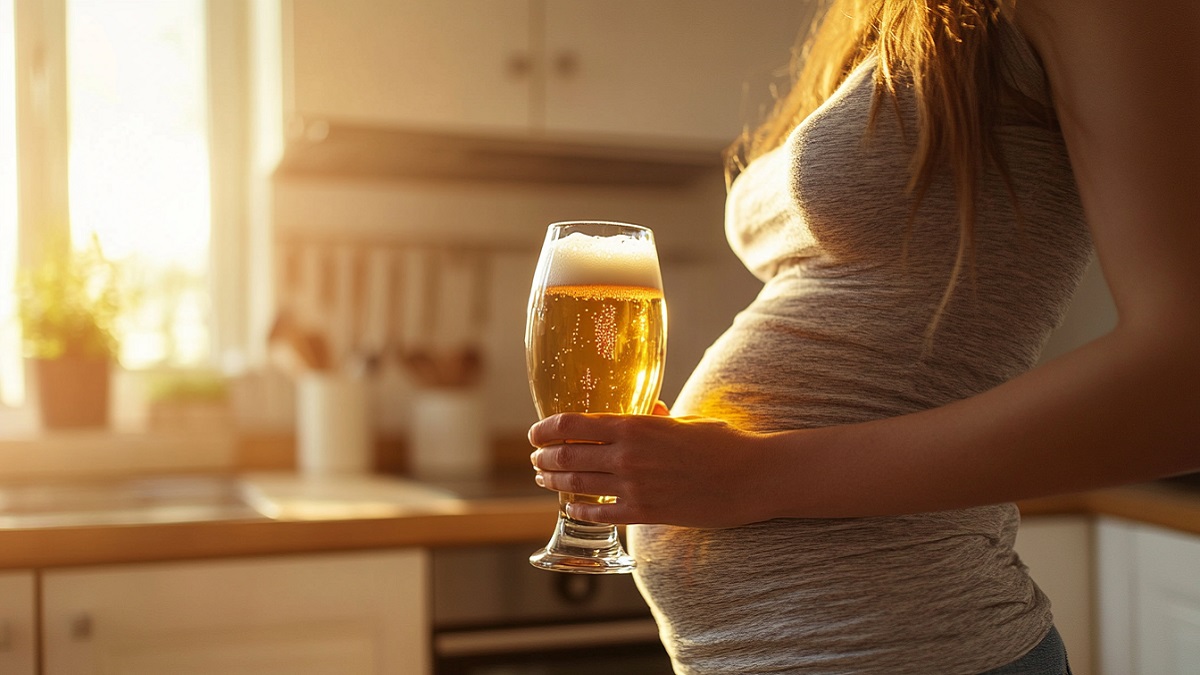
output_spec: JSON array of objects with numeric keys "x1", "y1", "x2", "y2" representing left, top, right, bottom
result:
[
  {"x1": 0, "y1": 491, "x2": 559, "y2": 570},
  {"x1": 1, "y1": 479, "x2": 1197, "y2": 571},
  {"x1": 1016, "y1": 480, "x2": 1200, "y2": 536}
]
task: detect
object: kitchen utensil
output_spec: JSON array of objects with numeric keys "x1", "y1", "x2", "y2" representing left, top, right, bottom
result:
[
  {"x1": 396, "y1": 247, "x2": 489, "y2": 388},
  {"x1": 400, "y1": 347, "x2": 483, "y2": 389},
  {"x1": 267, "y1": 308, "x2": 331, "y2": 372},
  {"x1": 356, "y1": 248, "x2": 393, "y2": 376},
  {"x1": 329, "y1": 245, "x2": 359, "y2": 370}
]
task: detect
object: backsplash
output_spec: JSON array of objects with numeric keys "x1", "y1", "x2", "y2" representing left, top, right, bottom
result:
[{"x1": 263, "y1": 171, "x2": 764, "y2": 440}]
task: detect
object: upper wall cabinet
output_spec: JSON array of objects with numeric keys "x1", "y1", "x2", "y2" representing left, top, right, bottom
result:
[
  {"x1": 287, "y1": 0, "x2": 533, "y2": 135},
  {"x1": 269, "y1": 0, "x2": 817, "y2": 182},
  {"x1": 539, "y1": 1, "x2": 812, "y2": 144}
]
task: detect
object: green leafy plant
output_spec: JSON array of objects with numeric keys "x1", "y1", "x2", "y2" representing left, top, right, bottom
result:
[
  {"x1": 17, "y1": 235, "x2": 122, "y2": 360},
  {"x1": 146, "y1": 369, "x2": 228, "y2": 404}
]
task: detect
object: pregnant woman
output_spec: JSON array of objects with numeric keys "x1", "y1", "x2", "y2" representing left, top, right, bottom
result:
[{"x1": 530, "y1": 0, "x2": 1200, "y2": 672}]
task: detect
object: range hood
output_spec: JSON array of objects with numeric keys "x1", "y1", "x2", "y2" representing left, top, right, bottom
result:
[{"x1": 272, "y1": 118, "x2": 726, "y2": 186}]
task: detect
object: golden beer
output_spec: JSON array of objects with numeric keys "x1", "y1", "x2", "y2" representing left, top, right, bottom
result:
[
  {"x1": 528, "y1": 283, "x2": 666, "y2": 417},
  {"x1": 527, "y1": 284, "x2": 667, "y2": 505},
  {"x1": 526, "y1": 220, "x2": 665, "y2": 573}
]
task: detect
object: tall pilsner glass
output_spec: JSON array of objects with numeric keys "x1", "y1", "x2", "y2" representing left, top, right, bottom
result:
[{"x1": 526, "y1": 221, "x2": 667, "y2": 573}]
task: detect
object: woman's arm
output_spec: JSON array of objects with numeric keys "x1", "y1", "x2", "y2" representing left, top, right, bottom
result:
[{"x1": 529, "y1": 0, "x2": 1200, "y2": 527}]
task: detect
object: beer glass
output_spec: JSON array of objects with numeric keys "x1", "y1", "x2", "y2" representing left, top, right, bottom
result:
[{"x1": 526, "y1": 221, "x2": 667, "y2": 573}]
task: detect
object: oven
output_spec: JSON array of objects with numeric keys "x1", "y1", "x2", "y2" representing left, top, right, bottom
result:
[{"x1": 431, "y1": 542, "x2": 673, "y2": 675}]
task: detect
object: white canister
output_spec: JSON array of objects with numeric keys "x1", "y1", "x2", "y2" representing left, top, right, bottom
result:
[
  {"x1": 296, "y1": 374, "x2": 373, "y2": 476},
  {"x1": 409, "y1": 386, "x2": 489, "y2": 480}
]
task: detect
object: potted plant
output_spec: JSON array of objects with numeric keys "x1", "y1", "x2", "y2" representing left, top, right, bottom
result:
[{"x1": 17, "y1": 235, "x2": 122, "y2": 429}]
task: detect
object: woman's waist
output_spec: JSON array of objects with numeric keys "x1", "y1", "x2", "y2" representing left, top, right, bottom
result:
[
  {"x1": 630, "y1": 507, "x2": 1028, "y2": 619},
  {"x1": 626, "y1": 507, "x2": 1044, "y2": 670},
  {"x1": 632, "y1": 504, "x2": 1020, "y2": 564},
  {"x1": 628, "y1": 509, "x2": 1051, "y2": 672}
]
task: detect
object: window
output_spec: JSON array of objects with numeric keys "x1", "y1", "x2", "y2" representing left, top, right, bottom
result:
[
  {"x1": 66, "y1": 0, "x2": 212, "y2": 369},
  {"x1": 2, "y1": 0, "x2": 239, "y2": 410},
  {"x1": 1, "y1": 0, "x2": 19, "y2": 406}
]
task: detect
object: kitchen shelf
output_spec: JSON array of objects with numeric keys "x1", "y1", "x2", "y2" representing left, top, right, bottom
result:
[{"x1": 272, "y1": 117, "x2": 726, "y2": 186}]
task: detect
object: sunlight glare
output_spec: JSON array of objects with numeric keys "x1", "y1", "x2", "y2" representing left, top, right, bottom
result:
[
  {"x1": 1, "y1": 0, "x2": 22, "y2": 406},
  {"x1": 67, "y1": 0, "x2": 211, "y2": 367}
]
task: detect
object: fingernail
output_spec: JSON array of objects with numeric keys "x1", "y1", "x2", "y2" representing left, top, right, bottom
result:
[
  {"x1": 534, "y1": 472, "x2": 545, "y2": 487},
  {"x1": 530, "y1": 449, "x2": 540, "y2": 467}
]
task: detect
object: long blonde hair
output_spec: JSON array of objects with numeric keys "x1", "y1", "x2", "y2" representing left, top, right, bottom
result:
[{"x1": 730, "y1": 0, "x2": 1054, "y2": 338}]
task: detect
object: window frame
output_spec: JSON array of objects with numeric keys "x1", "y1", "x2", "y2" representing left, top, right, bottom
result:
[{"x1": 4, "y1": 0, "x2": 251, "y2": 423}]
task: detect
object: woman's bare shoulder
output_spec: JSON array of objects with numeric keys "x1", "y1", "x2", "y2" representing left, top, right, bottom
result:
[{"x1": 1008, "y1": 0, "x2": 1198, "y2": 66}]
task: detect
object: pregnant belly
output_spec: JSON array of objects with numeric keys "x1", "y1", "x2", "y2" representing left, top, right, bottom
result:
[
  {"x1": 627, "y1": 505, "x2": 1045, "y2": 674},
  {"x1": 671, "y1": 306, "x2": 936, "y2": 433}
]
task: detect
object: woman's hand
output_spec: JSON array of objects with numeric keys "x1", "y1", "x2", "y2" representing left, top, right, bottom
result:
[{"x1": 529, "y1": 409, "x2": 784, "y2": 528}]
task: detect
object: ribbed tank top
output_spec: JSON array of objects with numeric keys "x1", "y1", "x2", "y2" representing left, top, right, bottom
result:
[{"x1": 628, "y1": 18, "x2": 1092, "y2": 675}]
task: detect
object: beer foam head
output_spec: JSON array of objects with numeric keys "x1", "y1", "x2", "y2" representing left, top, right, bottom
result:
[{"x1": 544, "y1": 231, "x2": 662, "y2": 289}]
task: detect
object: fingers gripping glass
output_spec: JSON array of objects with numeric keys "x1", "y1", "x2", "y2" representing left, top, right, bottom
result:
[{"x1": 525, "y1": 221, "x2": 667, "y2": 573}]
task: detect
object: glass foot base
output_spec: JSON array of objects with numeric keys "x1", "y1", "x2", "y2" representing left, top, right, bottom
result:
[
  {"x1": 529, "y1": 512, "x2": 635, "y2": 574},
  {"x1": 529, "y1": 547, "x2": 635, "y2": 574}
]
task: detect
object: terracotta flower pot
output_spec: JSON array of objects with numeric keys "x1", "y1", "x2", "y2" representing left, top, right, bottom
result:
[{"x1": 33, "y1": 356, "x2": 111, "y2": 429}]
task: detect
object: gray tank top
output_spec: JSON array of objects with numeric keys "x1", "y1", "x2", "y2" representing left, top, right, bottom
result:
[{"x1": 628, "y1": 18, "x2": 1092, "y2": 675}]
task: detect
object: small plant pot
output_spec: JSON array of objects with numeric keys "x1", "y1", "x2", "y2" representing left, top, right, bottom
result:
[{"x1": 33, "y1": 357, "x2": 111, "y2": 429}]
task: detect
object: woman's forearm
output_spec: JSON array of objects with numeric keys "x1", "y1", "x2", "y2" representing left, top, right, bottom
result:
[{"x1": 529, "y1": 321, "x2": 1200, "y2": 526}]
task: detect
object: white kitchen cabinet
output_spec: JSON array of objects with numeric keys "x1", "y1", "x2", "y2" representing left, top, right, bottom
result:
[
  {"x1": 1134, "y1": 524, "x2": 1200, "y2": 675},
  {"x1": 0, "y1": 571, "x2": 37, "y2": 675},
  {"x1": 41, "y1": 550, "x2": 429, "y2": 675},
  {"x1": 541, "y1": 1, "x2": 815, "y2": 144},
  {"x1": 282, "y1": 0, "x2": 814, "y2": 146},
  {"x1": 1096, "y1": 518, "x2": 1200, "y2": 675},
  {"x1": 287, "y1": 0, "x2": 533, "y2": 135},
  {"x1": 1014, "y1": 516, "x2": 1095, "y2": 675}
]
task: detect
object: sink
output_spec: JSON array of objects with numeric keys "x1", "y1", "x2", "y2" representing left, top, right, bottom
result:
[
  {"x1": 0, "y1": 474, "x2": 268, "y2": 529},
  {"x1": 0, "y1": 472, "x2": 477, "y2": 529},
  {"x1": 238, "y1": 472, "x2": 464, "y2": 521}
]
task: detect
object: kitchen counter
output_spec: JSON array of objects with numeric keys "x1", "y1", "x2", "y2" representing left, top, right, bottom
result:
[
  {"x1": 1017, "y1": 479, "x2": 1200, "y2": 535},
  {"x1": 0, "y1": 471, "x2": 558, "y2": 570},
  {"x1": 0, "y1": 475, "x2": 1197, "y2": 570}
]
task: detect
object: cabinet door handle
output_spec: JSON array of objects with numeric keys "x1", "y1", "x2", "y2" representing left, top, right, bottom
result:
[
  {"x1": 507, "y1": 53, "x2": 533, "y2": 79},
  {"x1": 70, "y1": 614, "x2": 93, "y2": 641},
  {"x1": 553, "y1": 51, "x2": 579, "y2": 78}
]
